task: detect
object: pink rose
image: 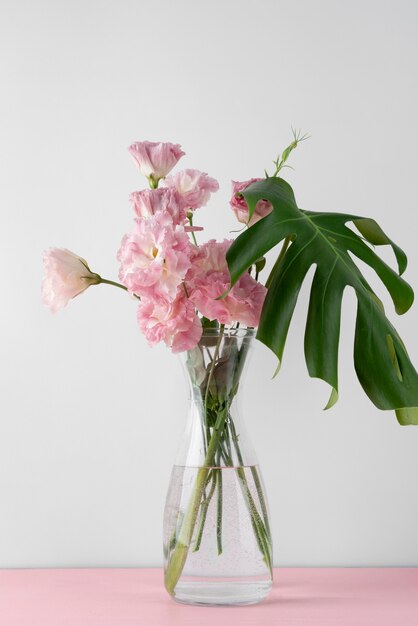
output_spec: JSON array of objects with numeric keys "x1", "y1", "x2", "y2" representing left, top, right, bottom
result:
[
  {"x1": 187, "y1": 239, "x2": 266, "y2": 326},
  {"x1": 117, "y1": 213, "x2": 192, "y2": 301},
  {"x1": 42, "y1": 248, "x2": 100, "y2": 313},
  {"x1": 230, "y1": 179, "x2": 272, "y2": 226},
  {"x1": 164, "y1": 169, "x2": 219, "y2": 210},
  {"x1": 128, "y1": 141, "x2": 185, "y2": 186},
  {"x1": 137, "y1": 292, "x2": 202, "y2": 353},
  {"x1": 129, "y1": 188, "x2": 187, "y2": 225}
]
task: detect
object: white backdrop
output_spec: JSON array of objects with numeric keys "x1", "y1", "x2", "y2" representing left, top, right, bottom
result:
[{"x1": 1, "y1": 0, "x2": 418, "y2": 567}]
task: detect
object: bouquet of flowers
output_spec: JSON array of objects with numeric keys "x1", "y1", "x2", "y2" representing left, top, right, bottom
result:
[
  {"x1": 42, "y1": 140, "x2": 267, "y2": 350},
  {"x1": 42, "y1": 134, "x2": 418, "y2": 604}
]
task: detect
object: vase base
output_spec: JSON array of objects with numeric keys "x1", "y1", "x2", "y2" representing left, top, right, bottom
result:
[{"x1": 171, "y1": 577, "x2": 273, "y2": 606}]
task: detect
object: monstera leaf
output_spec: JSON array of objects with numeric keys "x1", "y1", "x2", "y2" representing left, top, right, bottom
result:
[{"x1": 226, "y1": 177, "x2": 418, "y2": 425}]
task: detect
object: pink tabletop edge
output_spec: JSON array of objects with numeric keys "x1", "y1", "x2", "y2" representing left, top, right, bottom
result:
[{"x1": 0, "y1": 567, "x2": 417, "y2": 626}]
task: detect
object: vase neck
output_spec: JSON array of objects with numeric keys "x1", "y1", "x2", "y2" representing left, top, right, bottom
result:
[{"x1": 175, "y1": 328, "x2": 257, "y2": 468}]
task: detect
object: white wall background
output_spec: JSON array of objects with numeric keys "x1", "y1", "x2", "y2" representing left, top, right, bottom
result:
[{"x1": 1, "y1": 0, "x2": 418, "y2": 568}]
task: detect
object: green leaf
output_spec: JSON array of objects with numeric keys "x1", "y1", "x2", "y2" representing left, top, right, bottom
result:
[
  {"x1": 201, "y1": 316, "x2": 219, "y2": 330},
  {"x1": 226, "y1": 177, "x2": 418, "y2": 424}
]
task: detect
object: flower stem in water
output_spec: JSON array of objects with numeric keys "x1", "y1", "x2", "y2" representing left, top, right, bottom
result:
[
  {"x1": 216, "y1": 467, "x2": 223, "y2": 555},
  {"x1": 193, "y1": 471, "x2": 217, "y2": 552}
]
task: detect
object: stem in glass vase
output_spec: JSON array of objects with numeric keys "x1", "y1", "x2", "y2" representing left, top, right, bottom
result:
[
  {"x1": 193, "y1": 470, "x2": 216, "y2": 552},
  {"x1": 220, "y1": 419, "x2": 273, "y2": 575},
  {"x1": 165, "y1": 324, "x2": 227, "y2": 595},
  {"x1": 216, "y1": 458, "x2": 223, "y2": 556},
  {"x1": 164, "y1": 327, "x2": 272, "y2": 595},
  {"x1": 164, "y1": 404, "x2": 230, "y2": 594},
  {"x1": 229, "y1": 418, "x2": 272, "y2": 540}
]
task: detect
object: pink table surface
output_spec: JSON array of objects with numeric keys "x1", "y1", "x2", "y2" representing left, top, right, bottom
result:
[{"x1": 0, "y1": 568, "x2": 417, "y2": 626}]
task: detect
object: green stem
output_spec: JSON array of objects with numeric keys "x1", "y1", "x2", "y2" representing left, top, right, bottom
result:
[
  {"x1": 222, "y1": 340, "x2": 272, "y2": 570},
  {"x1": 148, "y1": 175, "x2": 159, "y2": 189},
  {"x1": 193, "y1": 471, "x2": 217, "y2": 552},
  {"x1": 188, "y1": 214, "x2": 198, "y2": 246},
  {"x1": 250, "y1": 466, "x2": 272, "y2": 539},
  {"x1": 229, "y1": 419, "x2": 271, "y2": 539},
  {"x1": 223, "y1": 427, "x2": 232, "y2": 461},
  {"x1": 233, "y1": 457, "x2": 272, "y2": 572},
  {"x1": 182, "y1": 281, "x2": 189, "y2": 298},
  {"x1": 164, "y1": 407, "x2": 229, "y2": 595},
  {"x1": 227, "y1": 420, "x2": 272, "y2": 573},
  {"x1": 217, "y1": 412, "x2": 272, "y2": 574},
  {"x1": 99, "y1": 277, "x2": 141, "y2": 300},
  {"x1": 219, "y1": 439, "x2": 272, "y2": 574},
  {"x1": 99, "y1": 278, "x2": 128, "y2": 291},
  {"x1": 216, "y1": 453, "x2": 223, "y2": 555},
  {"x1": 204, "y1": 325, "x2": 225, "y2": 413},
  {"x1": 236, "y1": 466, "x2": 273, "y2": 574}
]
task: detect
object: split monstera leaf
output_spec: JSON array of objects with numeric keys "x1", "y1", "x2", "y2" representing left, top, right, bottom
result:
[{"x1": 226, "y1": 177, "x2": 418, "y2": 425}]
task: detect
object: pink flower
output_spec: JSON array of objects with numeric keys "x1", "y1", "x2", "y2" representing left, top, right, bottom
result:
[
  {"x1": 164, "y1": 169, "x2": 219, "y2": 210},
  {"x1": 187, "y1": 240, "x2": 266, "y2": 326},
  {"x1": 230, "y1": 179, "x2": 272, "y2": 226},
  {"x1": 117, "y1": 213, "x2": 192, "y2": 301},
  {"x1": 129, "y1": 188, "x2": 187, "y2": 225},
  {"x1": 128, "y1": 141, "x2": 185, "y2": 185},
  {"x1": 137, "y1": 292, "x2": 202, "y2": 352},
  {"x1": 42, "y1": 248, "x2": 100, "y2": 313}
]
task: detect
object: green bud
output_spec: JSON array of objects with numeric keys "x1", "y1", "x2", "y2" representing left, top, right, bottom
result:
[{"x1": 255, "y1": 257, "x2": 266, "y2": 274}]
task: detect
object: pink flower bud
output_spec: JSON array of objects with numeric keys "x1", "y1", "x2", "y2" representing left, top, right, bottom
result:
[
  {"x1": 128, "y1": 141, "x2": 185, "y2": 185},
  {"x1": 42, "y1": 248, "x2": 100, "y2": 313},
  {"x1": 230, "y1": 179, "x2": 272, "y2": 226}
]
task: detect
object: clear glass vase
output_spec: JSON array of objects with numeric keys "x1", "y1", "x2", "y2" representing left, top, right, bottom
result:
[{"x1": 163, "y1": 327, "x2": 273, "y2": 606}]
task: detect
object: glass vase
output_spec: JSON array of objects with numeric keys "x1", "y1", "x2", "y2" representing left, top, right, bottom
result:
[{"x1": 163, "y1": 327, "x2": 273, "y2": 606}]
